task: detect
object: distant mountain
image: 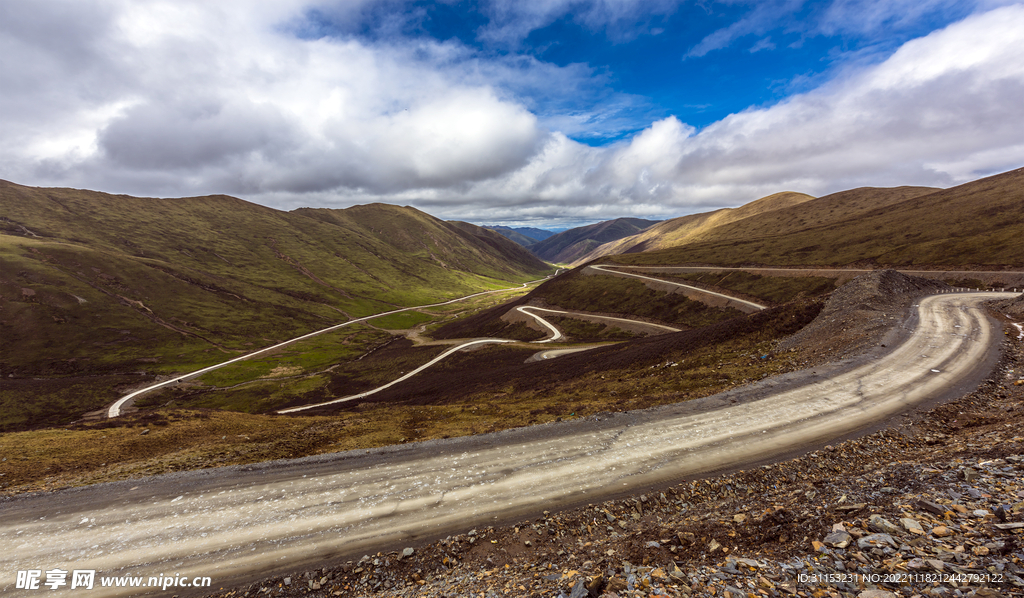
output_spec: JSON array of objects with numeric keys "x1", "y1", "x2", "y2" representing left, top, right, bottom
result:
[
  {"x1": 576, "y1": 192, "x2": 814, "y2": 264},
  {"x1": 601, "y1": 167, "x2": 1024, "y2": 267},
  {"x1": 530, "y1": 218, "x2": 661, "y2": 263},
  {"x1": 0, "y1": 180, "x2": 552, "y2": 429},
  {"x1": 486, "y1": 226, "x2": 556, "y2": 246}
]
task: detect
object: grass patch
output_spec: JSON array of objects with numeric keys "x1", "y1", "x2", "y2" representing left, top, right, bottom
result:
[{"x1": 367, "y1": 310, "x2": 436, "y2": 329}]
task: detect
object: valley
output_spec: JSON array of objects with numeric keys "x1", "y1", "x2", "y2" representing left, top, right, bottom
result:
[
  {"x1": 2, "y1": 170, "x2": 1024, "y2": 597},
  {"x1": 0, "y1": 279, "x2": 1016, "y2": 596}
]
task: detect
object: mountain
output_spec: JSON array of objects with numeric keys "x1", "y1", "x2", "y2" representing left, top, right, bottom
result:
[
  {"x1": 602, "y1": 168, "x2": 1024, "y2": 267},
  {"x1": 530, "y1": 218, "x2": 661, "y2": 263},
  {"x1": 0, "y1": 180, "x2": 552, "y2": 429},
  {"x1": 486, "y1": 226, "x2": 556, "y2": 246},
  {"x1": 486, "y1": 226, "x2": 538, "y2": 246},
  {"x1": 576, "y1": 192, "x2": 814, "y2": 264}
]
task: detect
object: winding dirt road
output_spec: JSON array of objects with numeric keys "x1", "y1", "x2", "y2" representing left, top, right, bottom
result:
[
  {"x1": 106, "y1": 278, "x2": 560, "y2": 418},
  {"x1": 279, "y1": 305, "x2": 673, "y2": 413},
  {"x1": 2, "y1": 291, "x2": 1012, "y2": 596}
]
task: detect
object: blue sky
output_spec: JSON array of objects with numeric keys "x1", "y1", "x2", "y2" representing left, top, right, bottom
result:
[
  {"x1": 2, "y1": 0, "x2": 1023, "y2": 228},
  {"x1": 301, "y1": 0, "x2": 978, "y2": 143}
]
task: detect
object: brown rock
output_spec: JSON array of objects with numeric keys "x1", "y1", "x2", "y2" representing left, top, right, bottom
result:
[
  {"x1": 900, "y1": 518, "x2": 924, "y2": 535},
  {"x1": 931, "y1": 525, "x2": 952, "y2": 537},
  {"x1": 926, "y1": 559, "x2": 945, "y2": 571},
  {"x1": 605, "y1": 578, "x2": 627, "y2": 593}
]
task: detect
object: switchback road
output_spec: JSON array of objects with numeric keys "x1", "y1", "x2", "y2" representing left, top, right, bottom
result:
[
  {"x1": 107, "y1": 277, "x2": 557, "y2": 418},
  {"x1": 280, "y1": 306, "x2": 676, "y2": 413},
  {"x1": 2, "y1": 291, "x2": 1013, "y2": 596}
]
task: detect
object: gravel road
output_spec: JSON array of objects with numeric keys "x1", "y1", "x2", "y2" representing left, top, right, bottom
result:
[{"x1": 1, "y1": 290, "x2": 1012, "y2": 597}]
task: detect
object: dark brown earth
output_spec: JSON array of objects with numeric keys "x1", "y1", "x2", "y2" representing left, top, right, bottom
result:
[{"x1": 197, "y1": 277, "x2": 1024, "y2": 598}]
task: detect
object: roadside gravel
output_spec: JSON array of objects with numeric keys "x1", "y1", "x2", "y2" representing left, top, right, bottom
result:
[
  {"x1": 202, "y1": 275, "x2": 1024, "y2": 598},
  {"x1": 203, "y1": 333, "x2": 1023, "y2": 598}
]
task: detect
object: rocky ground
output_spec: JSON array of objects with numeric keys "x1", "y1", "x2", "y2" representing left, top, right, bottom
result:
[
  {"x1": 777, "y1": 270, "x2": 949, "y2": 364},
  {"x1": 199, "y1": 275, "x2": 1024, "y2": 598}
]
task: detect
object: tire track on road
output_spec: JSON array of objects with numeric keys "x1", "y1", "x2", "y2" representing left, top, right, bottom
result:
[{"x1": 3, "y1": 292, "x2": 1014, "y2": 598}]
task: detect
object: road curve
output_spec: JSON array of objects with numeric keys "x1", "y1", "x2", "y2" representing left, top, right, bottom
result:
[
  {"x1": 277, "y1": 339, "x2": 514, "y2": 414},
  {"x1": 516, "y1": 305, "x2": 680, "y2": 344},
  {"x1": 516, "y1": 306, "x2": 564, "y2": 342},
  {"x1": 589, "y1": 264, "x2": 767, "y2": 312},
  {"x1": 107, "y1": 277, "x2": 553, "y2": 418},
  {"x1": 2, "y1": 291, "x2": 1012, "y2": 597}
]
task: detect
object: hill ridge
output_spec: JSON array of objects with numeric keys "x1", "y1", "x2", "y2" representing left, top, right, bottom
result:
[{"x1": 604, "y1": 168, "x2": 1024, "y2": 267}]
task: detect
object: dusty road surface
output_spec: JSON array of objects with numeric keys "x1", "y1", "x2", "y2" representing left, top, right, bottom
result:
[{"x1": 1, "y1": 292, "x2": 1012, "y2": 597}]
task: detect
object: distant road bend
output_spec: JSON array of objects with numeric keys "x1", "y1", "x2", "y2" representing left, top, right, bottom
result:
[{"x1": 4, "y1": 290, "x2": 1014, "y2": 597}]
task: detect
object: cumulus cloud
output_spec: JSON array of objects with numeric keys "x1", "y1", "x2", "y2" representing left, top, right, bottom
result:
[
  {"x1": 1, "y1": 1, "x2": 1023, "y2": 227},
  {"x1": 428, "y1": 4, "x2": 1024, "y2": 223}
]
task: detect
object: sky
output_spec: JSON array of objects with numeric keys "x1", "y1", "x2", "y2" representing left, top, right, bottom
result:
[{"x1": 2, "y1": 0, "x2": 1024, "y2": 229}]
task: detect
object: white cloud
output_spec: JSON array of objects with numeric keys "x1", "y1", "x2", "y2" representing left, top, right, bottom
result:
[
  {"x1": 429, "y1": 4, "x2": 1024, "y2": 222},
  {"x1": 686, "y1": 0, "x2": 986, "y2": 59},
  {"x1": 478, "y1": 0, "x2": 681, "y2": 46},
  {"x1": 1, "y1": 1, "x2": 1023, "y2": 226}
]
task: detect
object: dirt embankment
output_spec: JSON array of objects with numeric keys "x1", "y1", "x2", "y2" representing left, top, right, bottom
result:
[
  {"x1": 778, "y1": 269, "x2": 949, "y2": 363},
  {"x1": 995, "y1": 294, "x2": 1024, "y2": 319}
]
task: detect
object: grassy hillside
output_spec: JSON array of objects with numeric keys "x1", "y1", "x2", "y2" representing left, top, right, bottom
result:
[
  {"x1": 606, "y1": 168, "x2": 1024, "y2": 267},
  {"x1": 0, "y1": 181, "x2": 552, "y2": 430},
  {"x1": 577, "y1": 192, "x2": 814, "y2": 264},
  {"x1": 530, "y1": 218, "x2": 660, "y2": 263}
]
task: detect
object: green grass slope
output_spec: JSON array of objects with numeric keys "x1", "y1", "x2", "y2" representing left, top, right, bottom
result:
[
  {"x1": 0, "y1": 181, "x2": 552, "y2": 429},
  {"x1": 607, "y1": 168, "x2": 1024, "y2": 267}
]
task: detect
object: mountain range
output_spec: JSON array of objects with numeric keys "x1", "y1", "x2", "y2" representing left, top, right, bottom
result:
[
  {"x1": 0, "y1": 180, "x2": 550, "y2": 429},
  {"x1": 588, "y1": 168, "x2": 1024, "y2": 267}
]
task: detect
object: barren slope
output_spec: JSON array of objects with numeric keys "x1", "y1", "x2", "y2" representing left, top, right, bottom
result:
[
  {"x1": 609, "y1": 167, "x2": 1024, "y2": 268},
  {"x1": 530, "y1": 218, "x2": 660, "y2": 263},
  {"x1": 578, "y1": 191, "x2": 813, "y2": 264}
]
